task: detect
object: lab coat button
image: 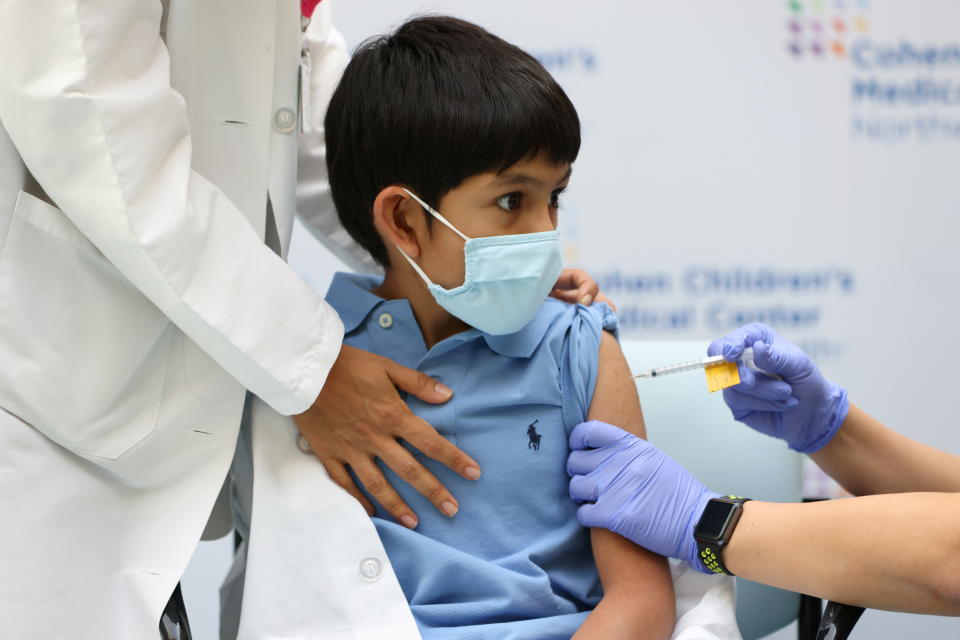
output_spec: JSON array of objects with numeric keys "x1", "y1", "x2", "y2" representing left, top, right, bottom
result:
[
  {"x1": 296, "y1": 433, "x2": 312, "y2": 454},
  {"x1": 378, "y1": 313, "x2": 394, "y2": 329},
  {"x1": 273, "y1": 108, "x2": 297, "y2": 133},
  {"x1": 360, "y1": 557, "x2": 382, "y2": 581}
]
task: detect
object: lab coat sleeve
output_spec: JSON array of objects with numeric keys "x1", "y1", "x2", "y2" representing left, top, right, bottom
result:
[
  {"x1": 0, "y1": 0, "x2": 342, "y2": 415},
  {"x1": 296, "y1": 1, "x2": 382, "y2": 275}
]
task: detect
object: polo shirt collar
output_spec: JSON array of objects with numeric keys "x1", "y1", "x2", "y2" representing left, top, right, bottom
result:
[
  {"x1": 481, "y1": 308, "x2": 552, "y2": 359},
  {"x1": 325, "y1": 272, "x2": 386, "y2": 333},
  {"x1": 325, "y1": 271, "x2": 550, "y2": 359}
]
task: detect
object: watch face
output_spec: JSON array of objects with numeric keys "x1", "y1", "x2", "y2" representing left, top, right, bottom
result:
[{"x1": 697, "y1": 500, "x2": 735, "y2": 540}]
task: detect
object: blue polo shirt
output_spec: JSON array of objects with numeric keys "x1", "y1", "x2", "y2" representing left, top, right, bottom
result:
[{"x1": 325, "y1": 272, "x2": 618, "y2": 640}]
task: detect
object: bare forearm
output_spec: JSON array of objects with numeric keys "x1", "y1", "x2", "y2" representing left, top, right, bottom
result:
[
  {"x1": 810, "y1": 404, "x2": 960, "y2": 495},
  {"x1": 575, "y1": 588, "x2": 673, "y2": 640},
  {"x1": 725, "y1": 494, "x2": 960, "y2": 615},
  {"x1": 577, "y1": 529, "x2": 675, "y2": 639}
]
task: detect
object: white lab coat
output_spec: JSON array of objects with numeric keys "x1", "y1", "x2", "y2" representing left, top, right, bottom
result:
[{"x1": 0, "y1": 0, "x2": 414, "y2": 638}]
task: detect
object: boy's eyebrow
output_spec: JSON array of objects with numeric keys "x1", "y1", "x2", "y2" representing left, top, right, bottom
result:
[{"x1": 492, "y1": 167, "x2": 573, "y2": 188}]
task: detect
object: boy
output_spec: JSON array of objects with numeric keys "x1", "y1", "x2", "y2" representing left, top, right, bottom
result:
[{"x1": 321, "y1": 16, "x2": 675, "y2": 639}]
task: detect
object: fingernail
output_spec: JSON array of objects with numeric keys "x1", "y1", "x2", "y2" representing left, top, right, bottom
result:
[
  {"x1": 464, "y1": 466, "x2": 481, "y2": 480},
  {"x1": 441, "y1": 500, "x2": 458, "y2": 517},
  {"x1": 401, "y1": 514, "x2": 418, "y2": 529},
  {"x1": 435, "y1": 382, "x2": 453, "y2": 398},
  {"x1": 580, "y1": 294, "x2": 593, "y2": 306}
]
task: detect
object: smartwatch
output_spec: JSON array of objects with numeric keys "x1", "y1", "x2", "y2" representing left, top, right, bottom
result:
[{"x1": 693, "y1": 495, "x2": 752, "y2": 576}]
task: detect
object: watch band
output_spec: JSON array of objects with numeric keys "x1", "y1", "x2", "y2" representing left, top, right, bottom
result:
[{"x1": 694, "y1": 495, "x2": 752, "y2": 576}]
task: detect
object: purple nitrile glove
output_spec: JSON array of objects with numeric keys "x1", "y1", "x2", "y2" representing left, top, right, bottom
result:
[
  {"x1": 567, "y1": 420, "x2": 719, "y2": 573},
  {"x1": 708, "y1": 323, "x2": 849, "y2": 454}
]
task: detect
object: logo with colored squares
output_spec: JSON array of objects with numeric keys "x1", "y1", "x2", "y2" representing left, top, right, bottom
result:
[{"x1": 786, "y1": 0, "x2": 870, "y2": 60}]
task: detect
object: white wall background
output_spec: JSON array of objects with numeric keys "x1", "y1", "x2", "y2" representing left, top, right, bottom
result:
[{"x1": 186, "y1": 1, "x2": 960, "y2": 638}]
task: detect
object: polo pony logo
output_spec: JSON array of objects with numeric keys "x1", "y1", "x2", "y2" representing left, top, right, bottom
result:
[{"x1": 527, "y1": 420, "x2": 542, "y2": 451}]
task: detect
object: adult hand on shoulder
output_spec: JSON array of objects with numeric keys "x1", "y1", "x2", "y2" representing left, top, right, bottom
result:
[
  {"x1": 708, "y1": 323, "x2": 849, "y2": 453},
  {"x1": 294, "y1": 344, "x2": 482, "y2": 529},
  {"x1": 550, "y1": 268, "x2": 615, "y2": 310},
  {"x1": 568, "y1": 420, "x2": 717, "y2": 571}
]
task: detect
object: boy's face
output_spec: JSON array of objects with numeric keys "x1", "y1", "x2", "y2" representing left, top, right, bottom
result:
[{"x1": 416, "y1": 156, "x2": 571, "y2": 290}]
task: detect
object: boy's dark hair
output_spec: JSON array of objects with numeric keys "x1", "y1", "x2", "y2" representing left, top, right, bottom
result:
[{"x1": 325, "y1": 16, "x2": 581, "y2": 266}]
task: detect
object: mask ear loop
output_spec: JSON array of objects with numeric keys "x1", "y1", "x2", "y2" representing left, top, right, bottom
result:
[
  {"x1": 402, "y1": 188, "x2": 471, "y2": 241},
  {"x1": 396, "y1": 188, "x2": 471, "y2": 288},
  {"x1": 395, "y1": 243, "x2": 436, "y2": 286}
]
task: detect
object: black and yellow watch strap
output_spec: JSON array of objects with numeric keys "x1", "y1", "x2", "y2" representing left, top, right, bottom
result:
[
  {"x1": 694, "y1": 495, "x2": 751, "y2": 577},
  {"x1": 699, "y1": 544, "x2": 727, "y2": 575}
]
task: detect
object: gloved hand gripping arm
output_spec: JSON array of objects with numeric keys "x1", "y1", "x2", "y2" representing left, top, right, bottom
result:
[
  {"x1": 568, "y1": 421, "x2": 960, "y2": 614},
  {"x1": 568, "y1": 420, "x2": 718, "y2": 572}
]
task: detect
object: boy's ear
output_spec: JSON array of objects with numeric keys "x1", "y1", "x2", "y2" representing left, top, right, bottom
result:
[{"x1": 372, "y1": 186, "x2": 425, "y2": 258}]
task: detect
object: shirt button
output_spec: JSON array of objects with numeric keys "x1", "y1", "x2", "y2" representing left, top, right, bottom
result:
[
  {"x1": 378, "y1": 313, "x2": 394, "y2": 329},
  {"x1": 273, "y1": 107, "x2": 296, "y2": 133},
  {"x1": 359, "y1": 557, "x2": 382, "y2": 581}
]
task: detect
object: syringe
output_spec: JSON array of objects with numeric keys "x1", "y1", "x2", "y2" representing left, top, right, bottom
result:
[{"x1": 633, "y1": 347, "x2": 757, "y2": 380}]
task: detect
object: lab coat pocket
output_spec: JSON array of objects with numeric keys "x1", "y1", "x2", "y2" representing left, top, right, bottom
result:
[{"x1": 0, "y1": 191, "x2": 173, "y2": 459}]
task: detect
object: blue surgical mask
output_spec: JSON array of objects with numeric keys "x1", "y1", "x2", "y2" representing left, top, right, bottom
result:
[{"x1": 396, "y1": 189, "x2": 563, "y2": 335}]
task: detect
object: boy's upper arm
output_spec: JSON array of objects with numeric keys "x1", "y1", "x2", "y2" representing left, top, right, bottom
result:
[
  {"x1": 586, "y1": 331, "x2": 646, "y2": 439},
  {"x1": 583, "y1": 331, "x2": 675, "y2": 636}
]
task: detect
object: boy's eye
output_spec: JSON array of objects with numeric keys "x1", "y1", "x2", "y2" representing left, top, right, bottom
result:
[
  {"x1": 496, "y1": 192, "x2": 523, "y2": 212},
  {"x1": 549, "y1": 187, "x2": 566, "y2": 209}
]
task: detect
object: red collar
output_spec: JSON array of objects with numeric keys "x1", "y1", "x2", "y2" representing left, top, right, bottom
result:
[{"x1": 301, "y1": 0, "x2": 322, "y2": 18}]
